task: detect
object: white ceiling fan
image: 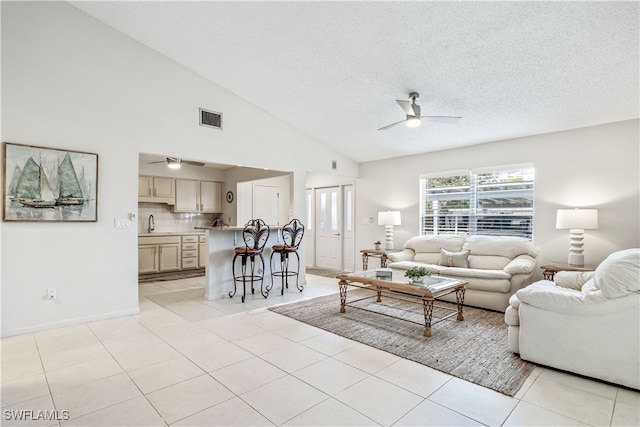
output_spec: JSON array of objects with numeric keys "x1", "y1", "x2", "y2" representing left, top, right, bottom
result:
[
  {"x1": 378, "y1": 92, "x2": 461, "y2": 131},
  {"x1": 148, "y1": 157, "x2": 205, "y2": 169}
]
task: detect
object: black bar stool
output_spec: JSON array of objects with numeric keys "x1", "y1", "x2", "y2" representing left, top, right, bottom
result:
[
  {"x1": 270, "y1": 219, "x2": 304, "y2": 295},
  {"x1": 230, "y1": 219, "x2": 270, "y2": 302}
]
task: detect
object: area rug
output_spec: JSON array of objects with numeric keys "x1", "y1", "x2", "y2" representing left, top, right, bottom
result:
[{"x1": 269, "y1": 289, "x2": 535, "y2": 396}]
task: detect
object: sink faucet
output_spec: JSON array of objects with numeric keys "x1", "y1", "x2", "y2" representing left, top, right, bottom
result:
[{"x1": 148, "y1": 215, "x2": 155, "y2": 233}]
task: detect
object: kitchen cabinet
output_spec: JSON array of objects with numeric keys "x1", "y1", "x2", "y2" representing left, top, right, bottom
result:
[
  {"x1": 138, "y1": 176, "x2": 175, "y2": 204},
  {"x1": 181, "y1": 235, "x2": 199, "y2": 269},
  {"x1": 200, "y1": 181, "x2": 223, "y2": 212},
  {"x1": 138, "y1": 245, "x2": 159, "y2": 274},
  {"x1": 138, "y1": 235, "x2": 181, "y2": 273},
  {"x1": 174, "y1": 179, "x2": 222, "y2": 213}
]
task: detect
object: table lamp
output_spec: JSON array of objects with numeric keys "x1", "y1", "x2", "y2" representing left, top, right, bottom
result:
[
  {"x1": 556, "y1": 208, "x2": 598, "y2": 266},
  {"x1": 378, "y1": 211, "x2": 401, "y2": 250}
]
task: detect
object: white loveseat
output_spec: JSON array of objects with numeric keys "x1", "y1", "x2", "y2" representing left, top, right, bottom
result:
[
  {"x1": 505, "y1": 248, "x2": 640, "y2": 390},
  {"x1": 387, "y1": 235, "x2": 539, "y2": 312}
]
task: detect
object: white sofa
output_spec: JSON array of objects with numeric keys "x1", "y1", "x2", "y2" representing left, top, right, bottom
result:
[
  {"x1": 505, "y1": 248, "x2": 640, "y2": 390},
  {"x1": 387, "y1": 235, "x2": 539, "y2": 312}
]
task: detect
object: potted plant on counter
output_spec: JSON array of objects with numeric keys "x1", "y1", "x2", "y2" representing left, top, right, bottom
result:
[
  {"x1": 374, "y1": 241, "x2": 382, "y2": 251},
  {"x1": 405, "y1": 266, "x2": 431, "y2": 284}
]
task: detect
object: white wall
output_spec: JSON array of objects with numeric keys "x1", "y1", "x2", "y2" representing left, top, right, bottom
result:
[
  {"x1": 0, "y1": 2, "x2": 357, "y2": 336},
  {"x1": 357, "y1": 120, "x2": 640, "y2": 272}
]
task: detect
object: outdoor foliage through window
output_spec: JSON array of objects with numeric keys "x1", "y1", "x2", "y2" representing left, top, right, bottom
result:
[{"x1": 420, "y1": 166, "x2": 534, "y2": 239}]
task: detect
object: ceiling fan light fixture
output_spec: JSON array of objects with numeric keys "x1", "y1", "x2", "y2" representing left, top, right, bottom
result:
[
  {"x1": 406, "y1": 116, "x2": 421, "y2": 128},
  {"x1": 167, "y1": 158, "x2": 181, "y2": 169}
]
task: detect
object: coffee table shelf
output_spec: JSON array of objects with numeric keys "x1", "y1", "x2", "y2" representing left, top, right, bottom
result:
[{"x1": 336, "y1": 270, "x2": 467, "y2": 337}]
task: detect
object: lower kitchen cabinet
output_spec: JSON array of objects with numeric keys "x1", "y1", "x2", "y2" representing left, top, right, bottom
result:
[
  {"x1": 138, "y1": 235, "x2": 181, "y2": 274},
  {"x1": 159, "y1": 243, "x2": 181, "y2": 271},
  {"x1": 181, "y1": 235, "x2": 199, "y2": 269},
  {"x1": 138, "y1": 245, "x2": 159, "y2": 274}
]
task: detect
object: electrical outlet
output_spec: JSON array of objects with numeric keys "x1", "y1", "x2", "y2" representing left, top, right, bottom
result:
[{"x1": 47, "y1": 288, "x2": 56, "y2": 299}]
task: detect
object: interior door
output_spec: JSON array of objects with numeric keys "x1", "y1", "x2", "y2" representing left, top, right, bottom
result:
[{"x1": 315, "y1": 186, "x2": 341, "y2": 269}]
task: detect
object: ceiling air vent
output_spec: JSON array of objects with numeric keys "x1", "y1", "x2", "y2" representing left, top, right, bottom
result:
[{"x1": 199, "y1": 108, "x2": 222, "y2": 130}]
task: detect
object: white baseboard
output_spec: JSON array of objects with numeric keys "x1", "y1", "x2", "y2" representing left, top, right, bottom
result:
[{"x1": 1, "y1": 307, "x2": 141, "y2": 338}]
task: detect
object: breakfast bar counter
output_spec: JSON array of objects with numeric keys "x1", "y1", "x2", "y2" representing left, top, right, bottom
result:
[{"x1": 195, "y1": 226, "x2": 282, "y2": 300}]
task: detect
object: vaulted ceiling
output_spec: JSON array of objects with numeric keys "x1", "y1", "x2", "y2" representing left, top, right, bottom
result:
[{"x1": 70, "y1": 1, "x2": 639, "y2": 163}]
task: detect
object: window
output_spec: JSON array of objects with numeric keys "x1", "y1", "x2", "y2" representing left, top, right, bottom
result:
[{"x1": 420, "y1": 165, "x2": 534, "y2": 239}]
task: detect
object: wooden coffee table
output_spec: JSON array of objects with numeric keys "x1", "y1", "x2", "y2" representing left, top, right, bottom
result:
[{"x1": 336, "y1": 270, "x2": 467, "y2": 337}]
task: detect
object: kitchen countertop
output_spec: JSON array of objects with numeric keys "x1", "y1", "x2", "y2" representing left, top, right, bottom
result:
[
  {"x1": 195, "y1": 225, "x2": 283, "y2": 231},
  {"x1": 138, "y1": 231, "x2": 205, "y2": 237}
]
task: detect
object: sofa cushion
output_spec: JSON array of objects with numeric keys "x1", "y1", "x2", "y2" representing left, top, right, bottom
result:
[
  {"x1": 593, "y1": 248, "x2": 640, "y2": 298},
  {"x1": 503, "y1": 255, "x2": 537, "y2": 275},
  {"x1": 459, "y1": 276, "x2": 513, "y2": 293},
  {"x1": 386, "y1": 249, "x2": 414, "y2": 263},
  {"x1": 439, "y1": 248, "x2": 470, "y2": 267},
  {"x1": 515, "y1": 279, "x2": 623, "y2": 314},
  {"x1": 387, "y1": 261, "x2": 441, "y2": 275},
  {"x1": 403, "y1": 235, "x2": 465, "y2": 254},
  {"x1": 463, "y1": 235, "x2": 538, "y2": 270},
  {"x1": 441, "y1": 267, "x2": 510, "y2": 280},
  {"x1": 554, "y1": 271, "x2": 595, "y2": 291},
  {"x1": 414, "y1": 252, "x2": 442, "y2": 265}
]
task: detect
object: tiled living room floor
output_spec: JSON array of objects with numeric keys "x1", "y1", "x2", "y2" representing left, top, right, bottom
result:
[{"x1": 2, "y1": 274, "x2": 638, "y2": 426}]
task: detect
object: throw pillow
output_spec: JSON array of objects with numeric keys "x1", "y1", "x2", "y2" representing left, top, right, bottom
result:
[
  {"x1": 439, "y1": 248, "x2": 470, "y2": 268},
  {"x1": 593, "y1": 248, "x2": 640, "y2": 298}
]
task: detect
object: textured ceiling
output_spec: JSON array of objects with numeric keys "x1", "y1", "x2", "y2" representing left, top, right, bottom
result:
[{"x1": 70, "y1": 1, "x2": 639, "y2": 163}]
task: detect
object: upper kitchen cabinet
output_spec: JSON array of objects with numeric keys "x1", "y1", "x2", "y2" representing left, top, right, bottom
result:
[
  {"x1": 200, "y1": 181, "x2": 223, "y2": 212},
  {"x1": 174, "y1": 179, "x2": 222, "y2": 213},
  {"x1": 138, "y1": 176, "x2": 175, "y2": 204}
]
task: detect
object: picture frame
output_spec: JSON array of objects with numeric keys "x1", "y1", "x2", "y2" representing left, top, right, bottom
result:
[{"x1": 3, "y1": 142, "x2": 98, "y2": 222}]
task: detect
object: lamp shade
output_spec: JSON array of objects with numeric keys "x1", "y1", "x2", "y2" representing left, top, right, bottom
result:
[
  {"x1": 378, "y1": 211, "x2": 401, "y2": 226},
  {"x1": 556, "y1": 209, "x2": 598, "y2": 230}
]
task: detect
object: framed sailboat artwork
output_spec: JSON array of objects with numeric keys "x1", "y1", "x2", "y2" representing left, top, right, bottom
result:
[{"x1": 2, "y1": 142, "x2": 98, "y2": 222}]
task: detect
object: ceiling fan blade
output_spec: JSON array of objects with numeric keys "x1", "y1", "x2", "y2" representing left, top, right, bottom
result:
[
  {"x1": 421, "y1": 115, "x2": 462, "y2": 124},
  {"x1": 182, "y1": 160, "x2": 205, "y2": 167},
  {"x1": 395, "y1": 100, "x2": 415, "y2": 116},
  {"x1": 377, "y1": 119, "x2": 406, "y2": 131},
  {"x1": 147, "y1": 160, "x2": 166, "y2": 164}
]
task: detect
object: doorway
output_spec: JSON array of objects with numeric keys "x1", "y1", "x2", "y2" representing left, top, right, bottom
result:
[{"x1": 312, "y1": 185, "x2": 354, "y2": 270}]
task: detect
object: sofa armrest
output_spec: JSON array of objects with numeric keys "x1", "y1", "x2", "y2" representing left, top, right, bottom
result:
[
  {"x1": 514, "y1": 281, "x2": 636, "y2": 315},
  {"x1": 503, "y1": 254, "x2": 536, "y2": 275},
  {"x1": 387, "y1": 249, "x2": 415, "y2": 263},
  {"x1": 554, "y1": 271, "x2": 595, "y2": 291}
]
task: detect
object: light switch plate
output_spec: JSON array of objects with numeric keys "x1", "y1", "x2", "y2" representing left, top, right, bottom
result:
[{"x1": 114, "y1": 218, "x2": 132, "y2": 229}]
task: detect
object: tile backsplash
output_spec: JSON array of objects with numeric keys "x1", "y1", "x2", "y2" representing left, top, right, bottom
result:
[{"x1": 138, "y1": 203, "x2": 217, "y2": 234}]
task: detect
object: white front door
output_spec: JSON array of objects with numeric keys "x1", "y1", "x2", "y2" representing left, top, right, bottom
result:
[{"x1": 315, "y1": 186, "x2": 341, "y2": 269}]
